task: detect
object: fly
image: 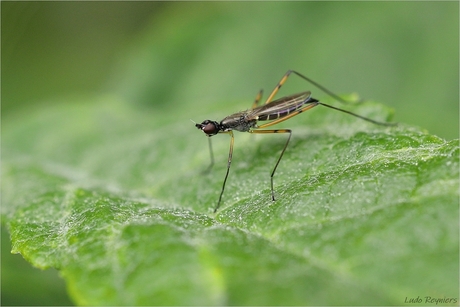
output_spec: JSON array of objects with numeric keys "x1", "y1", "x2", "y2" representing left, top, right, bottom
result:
[{"x1": 195, "y1": 70, "x2": 396, "y2": 212}]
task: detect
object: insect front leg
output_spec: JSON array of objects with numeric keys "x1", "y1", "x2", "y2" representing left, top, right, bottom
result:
[
  {"x1": 201, "y1": 137, "x2": 215, "y2": 174},
  {"x1": 214, "y1": 131, "x2": 235, "y2": 213}
]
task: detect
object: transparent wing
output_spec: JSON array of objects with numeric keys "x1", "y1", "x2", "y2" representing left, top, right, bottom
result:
[{"x1": 249, "y1": 91, "x2": 313, "y2": 121}]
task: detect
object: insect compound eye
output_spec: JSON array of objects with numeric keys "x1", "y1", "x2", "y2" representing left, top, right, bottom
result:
[
  {"x1": 203, "y1": 122, "x2": 218, "y2": 135},
  {"x1": 196, "y1": 120, "x2": 219, "y2": 136}
]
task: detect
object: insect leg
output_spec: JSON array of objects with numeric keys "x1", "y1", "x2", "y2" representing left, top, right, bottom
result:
[
  {"x1": 251, "y1": 89, "x2": 264, "y2": 109},
  {"x1": 289, "y1": 70, "x2": 357, "y2": 105},
  {"x1": 202, "y1": 137, "x2": 215, "y2": 173},
  {"x1": 264, "y1": 70, "x2": 294, "y2": 104},
  {"x1": 250, "y1": 129, "x2": 292, "y2": 202},
  {"x1": 318, "y1": 102, "x2": 397, "y2": 126},
  {"x1": 214, "y1": 131, "x2": 235, "y2": 213},
  {"x1": 266, "y1": 70, "x2": 359, "y2": 106}
]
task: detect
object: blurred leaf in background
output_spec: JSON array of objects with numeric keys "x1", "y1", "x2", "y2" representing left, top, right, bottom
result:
[
  {"x1": 2, "y1": 1, "x2": 458, "y2": 305},
  {"x1": 3, "y1": 2, "x2": 457, "y2": 138}
]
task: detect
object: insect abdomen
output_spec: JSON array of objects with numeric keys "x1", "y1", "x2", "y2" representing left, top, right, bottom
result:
[{"x1": 257, "y1": 110, "x2": 294, "y2": 121}]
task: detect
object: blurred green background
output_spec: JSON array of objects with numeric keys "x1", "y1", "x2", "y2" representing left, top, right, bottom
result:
[{"x1": 2, "y1": 2, "x2": 458, "y2": 305}]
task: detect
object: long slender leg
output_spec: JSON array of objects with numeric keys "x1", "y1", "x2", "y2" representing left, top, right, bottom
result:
[
  {"x1": 214, "y1": 131, "x2": 235, "y2": 213},
  {"x1": 250, "y1": 129, "x2": 292, "y2": 201},
  {"x1": 202, "y1": 137, "x2": 215, "y2": 173},
  {"x1": 290, "y1": 70, "x2": 357, "y2": 105},
  {"x1": 317, "y1": 102, "x2": 397, "y2": 126},
  {"x1": 251, "y1": 89, "x2": 264, "y2": 109},
  {"x1": 265, "y1": 70, "x2": 358, "y2": 106},
  {"x1": 264, "y1": 70, "x2": 293, "y2": 104}
]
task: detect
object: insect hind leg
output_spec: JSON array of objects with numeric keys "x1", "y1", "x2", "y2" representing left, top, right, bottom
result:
[
  {"x1": 290, "y1": 70, "x2": 363, "y2": 105},
  {"x1": 252, "y1": 89, "x2": 264, "y2": 109},
  {"x1": 214, "y1": 131, "x2": 235, "y2": 213},
  {"x1": 266, "y1": 70, "x2": 361, "y2": 106},
  {"x1": 201, "y1": 137, "x2": 215, "y2": 174},
  {"x1": 264, "y1": 70, "x2": 293, "y2": 105}
]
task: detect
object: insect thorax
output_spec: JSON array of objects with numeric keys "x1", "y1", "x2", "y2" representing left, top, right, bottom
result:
[{"x1": 220, "y1": 113, "x2": 257, "y2": 132}]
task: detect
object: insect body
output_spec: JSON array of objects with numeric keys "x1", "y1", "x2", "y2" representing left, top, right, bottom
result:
[{"x1": 195, "y1": 70, "x2": 395, "y2": 213}]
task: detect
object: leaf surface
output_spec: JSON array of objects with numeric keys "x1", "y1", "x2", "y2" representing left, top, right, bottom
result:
[{"x1": 3, "y1": 95, "x2": 458, "y2": 305}]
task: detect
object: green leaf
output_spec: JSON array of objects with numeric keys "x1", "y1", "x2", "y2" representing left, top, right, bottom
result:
[
  {"x1": 2, "y1": 3, "x2": 458, "y2": 304},
  {"x1": 3, "y1": 92, "x2": 458, "y2": 305}
]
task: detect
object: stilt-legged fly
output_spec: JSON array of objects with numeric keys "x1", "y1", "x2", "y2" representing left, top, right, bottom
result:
[{"x1": 195, "y1": 70, "x2": 396, "y2": 213}]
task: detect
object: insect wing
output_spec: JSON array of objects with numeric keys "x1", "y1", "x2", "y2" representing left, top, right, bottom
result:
[{"x1": 250, "y1": 91, "x2": 312, "y2": 121}]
